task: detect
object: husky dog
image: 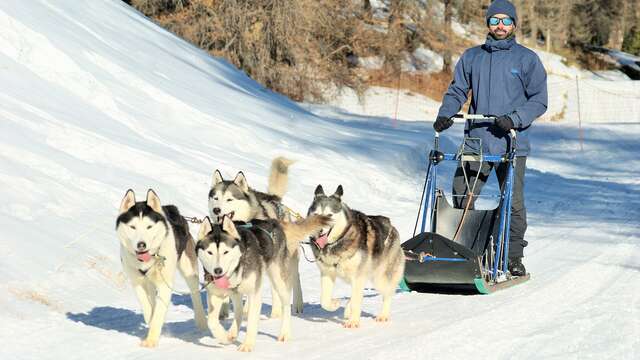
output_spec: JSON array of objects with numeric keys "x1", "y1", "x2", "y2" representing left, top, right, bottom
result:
[
  {"x1": 208, "y1": 157, "x2": 294, "y2": 224},
  {"x1": 208, "y1": 157, "x2": 304, "y2": 316},
  {"x1": 196, "y1": 214, "x2": 330, "y2": 352},
  {"x1": 116, "y1": 189, "x2": 207, "y2": 347},
  {"x1": 307, "y1": 185, "x2": 405, "y2": 328}
]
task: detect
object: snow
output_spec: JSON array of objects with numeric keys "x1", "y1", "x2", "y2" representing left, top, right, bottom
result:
[
  {"x1": 357, "y1": 56, "x2": 385, "y2": 70},
  {"x1": 1, "y1": 1, "x2": 639, "y2": 359},
  {"x1": 317, "y1": 86, "x2": 442, "y2": 123},
  {"x1": 411, "y1": 46, "x2": 444, "y2": 74},
  {"x1": 607, "y1": 49, "x2": 640, "y2": 74},
  {"x1": 534, "y1": 48, "x2": 633, "y2": 81}
]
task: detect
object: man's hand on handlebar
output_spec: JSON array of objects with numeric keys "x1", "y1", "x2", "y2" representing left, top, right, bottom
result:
[
  {"x1": 495, "y1": 115, "x2": 515, "y2": 132},
  {"x1": 433, "y1": 116, "x2": 454, "y2": 132}
]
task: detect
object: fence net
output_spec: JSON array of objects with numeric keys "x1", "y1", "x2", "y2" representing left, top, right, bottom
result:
[{"x1": 546, "y1": 78, "x2": 640, "y2": 123}]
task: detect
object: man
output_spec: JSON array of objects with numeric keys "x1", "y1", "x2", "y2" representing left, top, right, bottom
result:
[{"x1": 433, "y1": 0, "x2": 547, "y2": 276}]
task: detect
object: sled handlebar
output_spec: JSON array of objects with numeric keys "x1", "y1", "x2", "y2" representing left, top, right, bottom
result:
[
  {"x1": 433, "y1": 114, "x2": 517, "y2": 154},
  {"x1": 452, "y1": 114, "x2": 495, "y2": 120},
  {"x1": 447, "y1": 114, "x2": 517, "y2": 138}
]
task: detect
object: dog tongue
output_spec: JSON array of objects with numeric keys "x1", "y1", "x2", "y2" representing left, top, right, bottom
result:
[
  {"x1": 137, "y1": 251, "x2": 152, "y2": 262},
  {"x1": 315, "y1": 234, "x2": 329, "y2": 249},
  {"x1": 214, "y1": 276, "x2": 230, "y2": 289}
]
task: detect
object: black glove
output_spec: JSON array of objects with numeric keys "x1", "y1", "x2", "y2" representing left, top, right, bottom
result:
[
  {"x1": 495, "y1": 115, "x2": 515, "y2": 132},
  {"x1": 433, "y1": 116, "x2": 454, "y2": 132}
]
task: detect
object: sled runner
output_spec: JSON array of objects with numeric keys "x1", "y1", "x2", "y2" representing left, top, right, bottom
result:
[{"x1": 401, "y1": 114, "x2": 530, "y2": 294}]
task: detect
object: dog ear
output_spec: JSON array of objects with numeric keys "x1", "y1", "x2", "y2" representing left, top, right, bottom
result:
[
  {"x1": 198, "y1": 216, "x2": 213, "y2": 240},
  {"x1": 314, "y1": 184, "x2": 325, "y2": 197},
  {"x1": 233, "y1": 172, "x2": 249, "y2": 192},
  {"x1": 221, "y1": 215, "x2": 240, "y2": 239},
  {"x1": 333, "y1": 185, "x2": 343, "y2": 199},
  {"x1": 145, "y1": 189, "x2": 163, "y2": 214},
  {"x1": 212, "y1": 169, "x2": 224, "y2": 187},
  {"x1": 119, "y1": 189, "x2": 136, "y2": 214}
]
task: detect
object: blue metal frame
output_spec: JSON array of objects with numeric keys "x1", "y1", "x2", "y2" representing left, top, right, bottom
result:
[
  {"x1": 493, "y1": 153, "x2": 515, "y2": 276},
  {"x1": 416, "y1": 130, "x2": 516, "y2": 281},
  {"x1": 420, "y1": 256, "x2": 468, "y2": 263}
]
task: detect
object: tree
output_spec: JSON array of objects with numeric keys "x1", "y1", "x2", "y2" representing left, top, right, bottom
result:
[
  {"x1": 619, "y1": 0, "x2": 640, "y2": 52},
  {"x1": 569, "y1": 0, "x2": 624, "y2": 47},
  {"x1": 455, "y1": 0, "x2": 484, "y2": 24},
  {"x1": 623, "y1": 26, "x2": 640, "y2": 55},
  {"x1": 443, "y1": 0, "x2": 452, "y2": 73}
]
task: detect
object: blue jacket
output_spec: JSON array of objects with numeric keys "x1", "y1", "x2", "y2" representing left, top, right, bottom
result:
[{"x1": 437, "y1": 36, "x2": 548, "y2": 156}]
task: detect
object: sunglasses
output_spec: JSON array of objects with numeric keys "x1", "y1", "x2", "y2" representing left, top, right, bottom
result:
[{"x1": 488, "y1": 17, "x2": 514, "y2": 26}]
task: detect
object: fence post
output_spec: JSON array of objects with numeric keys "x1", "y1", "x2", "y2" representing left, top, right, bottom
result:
[
  {"x1": 575, "y1": 75, "x2": 583, "y2": 151},
  {"x1": 393, "y1": 71, "x2": 401, "y2": 128}
]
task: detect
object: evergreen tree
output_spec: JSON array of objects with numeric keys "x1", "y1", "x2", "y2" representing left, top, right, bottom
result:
[{"x1": 622, "y1": 26, "x2": 640, "y2": 55}]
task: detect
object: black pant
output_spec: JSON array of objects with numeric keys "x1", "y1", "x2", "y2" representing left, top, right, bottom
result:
[{"x1": 452, "y1": 156, "x2": 528, "y2": 258}]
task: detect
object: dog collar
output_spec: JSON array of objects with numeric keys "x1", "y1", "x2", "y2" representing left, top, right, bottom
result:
[
  {"x1": 319, "y1": 223, "x2": 352, "y2": 250},
  {"x1": 237, "y1": 222, "x2": 276, "y2": 244}
]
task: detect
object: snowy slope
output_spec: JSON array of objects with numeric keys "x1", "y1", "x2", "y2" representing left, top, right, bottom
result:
[{"x1": 1, "y1": 1, "x2": 638, "y2": 359}]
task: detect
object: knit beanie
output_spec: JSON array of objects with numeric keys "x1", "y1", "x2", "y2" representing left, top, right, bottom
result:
[{"x1": 486, "y1": 0, "x2": 518, "y2": 26}]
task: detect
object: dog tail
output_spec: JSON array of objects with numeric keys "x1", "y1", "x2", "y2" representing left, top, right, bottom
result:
[
  {"x1": 281, "y1": 214, "x2": 332, "y2": 253},
  {"x1": 268, "y1": 156, "x2": 294, "y2": 198}
]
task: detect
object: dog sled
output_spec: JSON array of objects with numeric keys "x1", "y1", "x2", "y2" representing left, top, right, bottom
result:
[{"x1": 400, "y1": 114, "x2": 530, "y2": 294}]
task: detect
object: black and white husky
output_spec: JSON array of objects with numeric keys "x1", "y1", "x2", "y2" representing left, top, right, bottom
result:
[
  {"x1": 208, "y1": 157, "x2": 304, "y2": 315},
  {"x1": 116, "y1": 189, "x2": 207, "y2": 347},
  {"x1": 196, "y1": 214, "x2": 330, "y2": 352},
  {"x1": 307, "y1": 185, "x2": 405, "y2": 328}
]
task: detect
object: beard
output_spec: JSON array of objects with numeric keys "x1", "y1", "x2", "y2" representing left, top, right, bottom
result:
[{"x1": 490, "y1": 28, "x2": 514, "y2": 40}]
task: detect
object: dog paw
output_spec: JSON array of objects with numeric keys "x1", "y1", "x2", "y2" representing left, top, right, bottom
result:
[
  {"x1": 227, "y1": 332, "x2": 238, "y2": 342},
  {"x1": 237, "y1": 343, "x2": 254, "y2": 352},
  {"x1": 140, "y1": 338, "x2": 158, "y2": 348},
  {"x1": 293, "y1": 303, "x2": 304, "y2": 314},
  {"x1": 375, "y1": 315, "x2": 390, "y2": 322},
  {"x1": 321, "y1": 299, "x2": 341, "y2": 312},
  {"x1": 343, "y1": 319, "x2": 360, "y2": 329},
  {"x1": 211, "y1": 328, "x2": 231, "y2": 345},
  {"x1": 277, "y1": 332, "x2": 290, "y2": 342}
]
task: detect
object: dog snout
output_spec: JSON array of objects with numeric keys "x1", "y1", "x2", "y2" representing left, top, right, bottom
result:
[
  {"x1": 137, "y1": 241, "x2": 147, "y2": 251},
  {"x1": 213, "y1": 267, "x2": 223, "y2": 276},
  {"x1": 212, "y1": 207, "x2": 221, "y2": 215}
]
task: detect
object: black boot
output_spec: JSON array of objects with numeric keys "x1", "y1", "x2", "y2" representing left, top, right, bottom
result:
[{"x1": 508, "y1": 257, "x2": 527, "y2": 277}]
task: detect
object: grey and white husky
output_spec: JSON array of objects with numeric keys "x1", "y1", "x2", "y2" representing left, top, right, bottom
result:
[
  {"x1": 196, "y1": 214, "x2": 330, "y2": 352},
  {"x1": 208, "y1": 157, "x2": 294, "y2": 224},
  {"x1": 116, "y1": 189, "x2": 207, "y2": 347},
  {"x1": 208, "y1": 157, "x2": 304, "y2": 315},
  {"x1": 307, "y1": 185, "x2": 405, "y2": 328}
]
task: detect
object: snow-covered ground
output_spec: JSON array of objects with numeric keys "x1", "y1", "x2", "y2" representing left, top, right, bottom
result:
[
  {"x1": 1, "y1": 1, "x2": 639, "y2": 359},
  {"x1": 315, "y1": 86, "x2": 442, "y2": 123}
]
